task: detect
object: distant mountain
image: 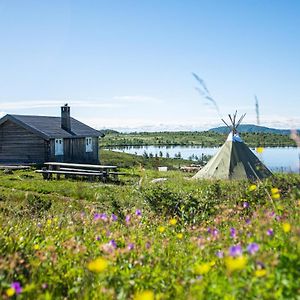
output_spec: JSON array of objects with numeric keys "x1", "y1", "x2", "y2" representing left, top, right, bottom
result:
[{"x1": 209, "y1": 124, "x2": 298, "y2": 135}]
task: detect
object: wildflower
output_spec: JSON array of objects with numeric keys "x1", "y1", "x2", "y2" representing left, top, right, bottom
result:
[
  {"x1": 271, "y1": 188, "x2": 280, "y2": 199},
  {"x1": 225, "y1": 256, "x2": 247, "y2": 273},
  {"x1": 194, "y1": 262, "x2": 212, "y2": 275},
  {"x1": 33, "y1": 244, "x2": 40, "y2": 250},
  {"x1": 111, "y1": 214, "x2": 118, "y2": 221},
  {"x1": 134, "y1": 290, "x2": 154, "y2": 300},
  {"x1": 255, "y1": 269, "x2": 267, "y2": 277},
  {"x1": 127, "y1": 243, "x2": 134, "y2": 250},
  {"x1": 216, "y1": 250, "x2": 224, "y2": 258},
  {"x1": 248, "y1": 184, "x2": 257, "y2": 192},
  {"x1": 87, "y1": 257, "x2": 108, "y2": 273},
  {"x1": 267, "y1": 228, "x2": 274, "y2": 236},
  {"x1": 46, "y1": 219, "x2": 52, "y2": 225},
  {"x1": 135, "y1": 209, "x2": 142, "y2": 217},
  {"x1": 229, "y1": 245, "x2": 242, "y2": 257},
  {"x1": 145, "y1": 241, "x2": 151, "y2": 249},
  {"x1": 158, "y1": 226, "x2": 165, "y2": 233},
  {"x1": 256, "y1": 147, "x2": 264, "y2": 154},
  {"x1": 247, "y1": 243, "x2": 259, "y2": 255},
  {"x1": 282, "y1": 222, "x2": 291, "y2": 233},
  {"x1": 109, "y1": 239, "x2": 117, "y2": 249},
  {"x1": 230, "y1": 227, "x2": 237, "y2": 238},
  {"x1": 11, "y1": 282, "x2": 22, "y2": 294},
  {"x1": 95, "y1": 236, "x2": 101, "y2": 241},
  {"x1": 94, "y1": 213, "x2": 101, "y2": 221},
  {"x1": 42, "y1": 283, "x2": 48, "y2": 289},
  {"x1": 6, "y1": 288, "x2": 15, "y2": 297},
  {"x1": 176, "y1": 233, "x2": 183, "y2": 239},
  {"x1": 100, "y1": 213, "x2": 108, "y2": 221},
  {"x1": 243, "y1": 202, "x2": 249, "y2": 208},
  {"x1": 169, "y1": 218, "x2": 177, "y2": 225},
  {"x1": 125, "y1": 215, "x2": 131, "y2": 224}
]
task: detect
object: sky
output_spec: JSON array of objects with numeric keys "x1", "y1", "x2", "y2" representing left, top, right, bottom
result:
[{"x1": 0, "y1": 0, "x2": 300, "y2": 132}]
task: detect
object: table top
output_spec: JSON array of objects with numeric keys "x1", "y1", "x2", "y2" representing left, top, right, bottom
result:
[{"x1": 44, "y1": 162, "x2": 117, "y2": 169}]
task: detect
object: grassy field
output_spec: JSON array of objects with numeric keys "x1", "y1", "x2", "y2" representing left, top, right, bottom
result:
[
  {"x1": 100, "y1": 131, "x2": 296, "y2": 148},
  {"x1": 0, "y1": 151, "x2": 300, "y2": 299}
]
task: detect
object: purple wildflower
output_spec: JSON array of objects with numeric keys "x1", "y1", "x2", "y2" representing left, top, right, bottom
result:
[
  {"x1": 42, "y1": 283, "x2": 48, "y2": 289},
  {"x1": 212, "y1": 228, "x2": 219, "y2": 237},
  {"x1": 243, "y1": 202, "x2": 249, "y2": 208},
  {"x1": 11, "y1": 282, "x2": 22, "y2": 294},
  {"x1": 247, "y1": 243, "x2": 259, "y2": 255},
  {"x1": 127, "y1": 243, "x2": 134, "y2": 250},
  {"x1": 207, "y1": 227, "x2": 212, "y2": 234},
  {"x1": 125, "y1": 214, "x2": 131, "y2": 224},
  {"x1": 135, "y1": 209, "x2": 142, "y2": 217},
  {"x1": 95, "y1": 235, "x2": 101, "y2": 241},
  {"x1": 229, "y1": 245, "x2": 242, "y2": 257},
  {"x1": 267, "y1": 228, "x2": 274, "y2": 236},
  {"x1": 109, "y1": 239, "x2": 117, "y2": 249},
  {"x1": 230, "y1": 227, "x2": 237, "y2": 238},
  {"x1": 216, "y1": 250, "x2": 224, "y2": 258},
  {"x1": 100, "y1": 213, "x2": 108, "y2": 221},
  {"x1": 111, "y1": 214, "x2": 118, "y2": 221},
  {"x1": 245, "y1": 218, "x2": 251, "y2": 224},
  {"x1": 145, "y1": 241, "x2": 151, "y2": 249},
  {"x1": 94, "y1": 213, "x2": 101, "y2": 221}
]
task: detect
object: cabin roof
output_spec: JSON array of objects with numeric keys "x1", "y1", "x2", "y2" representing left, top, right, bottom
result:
[{"x1": 0, "y1": 114, "x2": 104, "y2": 140}]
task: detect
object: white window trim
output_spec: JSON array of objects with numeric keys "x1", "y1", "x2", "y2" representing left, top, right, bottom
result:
[
  {"x1": 55, "y1": 138, "x2": 64, "y2": 156},
  {"x1": 85, "y1": 137, "x2": 93, "y2": 152}
]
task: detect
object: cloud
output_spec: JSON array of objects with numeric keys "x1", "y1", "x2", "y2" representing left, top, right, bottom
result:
[
  {"x1": 112, "y1": 95, "x2": 163, "y2": 104},
  {"x1": 0, "y1": 100, "x2": 123, "y2": 110}
]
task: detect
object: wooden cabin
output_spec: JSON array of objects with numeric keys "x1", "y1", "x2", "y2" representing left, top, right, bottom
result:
[{"x1": 0, "y1": 105, "x2": 104, "y2": 164}]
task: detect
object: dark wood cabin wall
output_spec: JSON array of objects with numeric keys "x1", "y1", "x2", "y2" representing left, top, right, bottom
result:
[
  {"x1": 0, "y1": 120, "x2": 46, "y2": 163},
  {"x1": 48, "y1": 137, "x2": 99, "y2": 163}
]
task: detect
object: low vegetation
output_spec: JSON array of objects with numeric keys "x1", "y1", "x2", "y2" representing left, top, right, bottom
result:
[
  {"x1": 101, "y1": 131, "x2": 296, "y2": 148},
  {"x1": 0, "y1": 151, "x2": 299, "y2": 299}
]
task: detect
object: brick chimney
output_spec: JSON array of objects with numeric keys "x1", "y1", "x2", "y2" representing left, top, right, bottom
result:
[{"x1": 61, "y1": 104, "x2": 71, "y2": 132}]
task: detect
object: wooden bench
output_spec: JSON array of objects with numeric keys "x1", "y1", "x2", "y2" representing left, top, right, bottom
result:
[
  {"x1": 36, "y1": 169, "x2": 103, "y2": 180},
  {"x1": 36, "y1": 162, "x2": 124, "y2": 182}
]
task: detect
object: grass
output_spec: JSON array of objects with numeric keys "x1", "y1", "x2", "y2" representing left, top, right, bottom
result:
[{"x1": 0, "y1": 151, "x2": 299, "y2": 299}]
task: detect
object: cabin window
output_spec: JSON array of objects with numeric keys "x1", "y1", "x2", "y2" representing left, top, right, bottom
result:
[
  {"x1": 55, "y1": 138, "x2": 64, "y2": 155},
  {"x1": 85, "y1": 137, "x2": 93, "y2": 152}
]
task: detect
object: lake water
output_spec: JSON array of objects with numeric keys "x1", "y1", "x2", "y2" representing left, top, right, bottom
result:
[{"x1": 108, "y1": 145, "x2": 300, "y2": 173}]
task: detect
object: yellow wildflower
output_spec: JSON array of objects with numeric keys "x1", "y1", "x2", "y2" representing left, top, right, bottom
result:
[
  {"x1": 6, "y1": 288, "x2": 15, "y2": 297},
  {"x1": 47, "y1": 219, "x2": 52, "y2": 225},
  {"x1": 87, "y1": 257, "x2": 108, "y2": 273},
  {"x1": 194, "y1": 262, "x2": 212, "y2": 275},
  {"x1": 255, "y1": 269, "x2": 267, "y2": 277},
  {"x1": 33, "y1": 244, "x2": 40, "y2": 250},
  {"x1": 158, "y1": 226, "x2": 165, "y2": 233},
  {"x1": 282, "y1": 222, "x2": 291, "y2": 233},
  {"x1": 256, "y1": 147, "x2": 264, "y2": 154},
  {"x1": 176, "y1": 233, "x2": 183, "y2": 239},
  {"x1": 271, "y1": 187, "x2": 280, "y2": 199},
  {"x1": 134, "y1": 290, "x2": 154, "y2": 300},
  {"x1": 225, "y1": 256, "x2": 247, "y2": 273},
  {"x1": 248, "y1": 184, "x2": 257, "y2": 192},
  {"x1": 169, "y1": 218, "x2": 177, "y2": 226}
]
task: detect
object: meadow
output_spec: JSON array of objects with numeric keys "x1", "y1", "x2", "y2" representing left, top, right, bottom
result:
[{"x1": 0, "y1": 151, "x2": 299, "y2": 299}]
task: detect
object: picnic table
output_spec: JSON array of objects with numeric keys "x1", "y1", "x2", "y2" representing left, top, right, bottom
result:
[{"x1": 36, "y1": 162, "x2": 120, "y2": 182}]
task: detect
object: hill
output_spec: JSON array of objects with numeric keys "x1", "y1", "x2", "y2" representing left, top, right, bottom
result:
[{"x1": 209, "y1": 124, "x2": 298, "y2": 135}]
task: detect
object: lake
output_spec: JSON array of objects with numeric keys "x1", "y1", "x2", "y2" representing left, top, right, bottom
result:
[{"x1": 108, "y1": 145, "x2": 300, "y2": 173}]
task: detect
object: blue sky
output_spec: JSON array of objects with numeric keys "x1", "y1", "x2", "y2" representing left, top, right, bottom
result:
[{"x1": 0, "y1": 0, "x2": 299, "y2": 131}]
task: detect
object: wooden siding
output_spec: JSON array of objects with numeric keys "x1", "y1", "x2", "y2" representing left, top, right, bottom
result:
[
  {"x1": 48, "y1": 137, "x2": 99, "y2": 164},
  {"x1": 0, "y1": 120, "x2": 47, "y2": 163}
]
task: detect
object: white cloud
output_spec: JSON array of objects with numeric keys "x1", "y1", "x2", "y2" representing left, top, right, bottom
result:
[{"x1": 112, "y1": 95, "x2": 163, "y2": 104}]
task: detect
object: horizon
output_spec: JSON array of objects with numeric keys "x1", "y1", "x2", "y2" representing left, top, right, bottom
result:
[{"x1": 1, "y1": 1, "x2": 299, "y2": 132}]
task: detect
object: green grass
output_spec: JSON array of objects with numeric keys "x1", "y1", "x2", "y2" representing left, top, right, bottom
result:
[
  {"x1": 100, "y1": 131, "x2": 296, "y2": 148},
  {"x1": 0, "y1": 156, "x2": 299, "y2": 299}
]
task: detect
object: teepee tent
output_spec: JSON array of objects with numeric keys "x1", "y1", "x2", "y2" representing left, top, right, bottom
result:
[{"x1": 193, "y1": 112, "x2": 272, "y2": 180}]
